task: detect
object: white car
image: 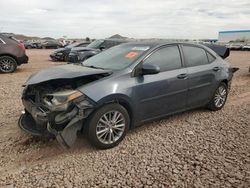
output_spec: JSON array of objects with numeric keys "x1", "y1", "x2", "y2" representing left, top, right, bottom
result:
[
  {"x1": 242, "y1": 44, "x2": 250, "y2": 51},
  {"x1": 227, "y1": 43, "x2": 243, "y2": 50}
]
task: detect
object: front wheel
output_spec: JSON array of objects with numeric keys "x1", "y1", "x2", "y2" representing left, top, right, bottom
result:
[
  {"x1": 207, "y1": 82, "x2": 228, "y2": 111},
  {"x1": 87, "y1": 103, "x2": 130, "y2": 149},
  {"x1": 0, "y1": 56, "x2": 17, "y2": 73}
]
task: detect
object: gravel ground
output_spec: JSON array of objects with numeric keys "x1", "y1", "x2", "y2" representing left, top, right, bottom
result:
[{"x1": 0, "y1": 49, "x2": 249, "y2": 187}]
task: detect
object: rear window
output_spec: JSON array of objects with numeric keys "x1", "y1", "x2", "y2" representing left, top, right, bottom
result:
[
  {"x1": 182, "y1": 45, "x2": 209, "y2": 67},
  {"x1": 207, "y1": 52, "x2": 216, "y2": 63},
  {"x1": 8, "y1": 36, "x2": 19, "y2": 43},
  {"x1": 1, "y1": 35, "x2": 19, "y2": 44}
]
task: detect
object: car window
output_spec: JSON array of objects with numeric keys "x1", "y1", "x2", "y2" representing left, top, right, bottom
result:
[
  {"x1": 207, "y1": 52, "x2": 216, "y2": 63},
  {"x1": 182, "y1": 45, "x2": 209, "y2": 67},
  {"x1": 87, "y1": 40, "x2": 104, "y2": 49},
  {"x1": 143, "y1": 45, "x2": 182, "y2": 72},
  {"x1": 0, "y1": 38, "x2": 3, "y2": 44},
  {"x1": 103, "y1": 41, "x2": 115, "y2": 48},
  {"x1": 79, "y1": 43, "x2": 88, "y2": 47}
]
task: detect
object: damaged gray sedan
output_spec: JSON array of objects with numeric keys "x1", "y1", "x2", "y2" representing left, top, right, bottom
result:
[{"x1": 19, "y1": 42, "x2": 236, "y2": 149}]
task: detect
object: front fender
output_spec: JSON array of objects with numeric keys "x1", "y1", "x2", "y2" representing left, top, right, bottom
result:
[
  {"x1": 79, "y1": 51, "x2": 99, "y2": 61},
  {"x1": 94, "y1": 94, "x2": 137, "y2": 128}
]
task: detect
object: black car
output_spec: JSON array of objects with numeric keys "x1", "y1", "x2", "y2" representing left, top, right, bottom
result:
[
  {"x1": 0, "y1": 34, "x2": 28, "y2": 73},
  {"x1": 50, "y1": 42, "x2": 90, "y2": 61},
  {"x1": 68, "y1": 39, "x2": 128, "y2": 63},
  {"x1": 41, "y1": 40, "x2": 61, "y2": 49},
  {"x1": 24, "y1": 41, "x2": 42, "y2": 49},
  {"x1": 19, "y1": 41, "x2": 237, "y2": 149}
]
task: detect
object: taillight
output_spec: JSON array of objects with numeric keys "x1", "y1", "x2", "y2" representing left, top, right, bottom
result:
[{"x1": 17, "y1": 43, "x2": 26, "y2": 53}]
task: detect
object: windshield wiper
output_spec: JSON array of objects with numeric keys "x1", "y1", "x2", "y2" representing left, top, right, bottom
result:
[{"x1": 82, "y1": 65, "x2": 105, "y2": 70}]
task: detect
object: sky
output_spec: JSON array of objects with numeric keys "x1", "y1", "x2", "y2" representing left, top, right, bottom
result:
[{"x1": 0, "y1": 0, "x2": 249, "y2": 39}]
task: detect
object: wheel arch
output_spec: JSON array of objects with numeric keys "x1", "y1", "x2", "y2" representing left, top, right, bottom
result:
[
  {"x1": 221, "y1": 79, "x2": 228, "y2": 86},
  {"x1": 0, "y1": 53, "x2": 18, "y2": 62},
  {"x1": 95, "y1": 94, "x2": 135, "y2": 129}
]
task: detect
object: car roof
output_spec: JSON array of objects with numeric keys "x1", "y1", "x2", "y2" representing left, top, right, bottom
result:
[
  {"x1": 103, "y1": 38, "x2": 132, "y2": 43},
  {"x1": 118, "y1": 41, "x2": 228, "y2": 58},
  {"x1": 119, "y1": 40, "x2": 206, "y2": 48}
]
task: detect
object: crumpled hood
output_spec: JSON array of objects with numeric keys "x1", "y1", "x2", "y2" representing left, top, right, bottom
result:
[{"x1": 24, "y1": 64, "x2": 112, "y2": 86}]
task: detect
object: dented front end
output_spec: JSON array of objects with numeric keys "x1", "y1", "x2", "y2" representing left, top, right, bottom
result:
[{"x1": 19, "y1": 80, "x2": 96, "y2": 148}]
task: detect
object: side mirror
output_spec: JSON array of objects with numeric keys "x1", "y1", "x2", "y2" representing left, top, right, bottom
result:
[
  {"x1": 141, "y1": 64, "x2": 160, "y2": 75},
  {"x1": 99, "y1": 46, "x2": 105, "y2": 50}
]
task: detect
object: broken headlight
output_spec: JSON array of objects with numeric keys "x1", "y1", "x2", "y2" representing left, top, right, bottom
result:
[{"x1": 43, "y1": 90, "x2": 83, "y2": 111}]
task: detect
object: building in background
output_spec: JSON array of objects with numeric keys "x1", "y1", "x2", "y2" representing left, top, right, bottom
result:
[{"x1": 218, "y1": 30, "x2": 250, "y2": 43}]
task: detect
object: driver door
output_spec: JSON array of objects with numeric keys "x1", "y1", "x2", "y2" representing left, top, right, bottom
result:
[{"x1": 133, "y1": 45, "x2": 188, "y2": 122}]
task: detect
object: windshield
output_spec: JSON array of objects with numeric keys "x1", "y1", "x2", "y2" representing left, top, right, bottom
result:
[
  {"x1": 66, "y1": 42, "x2": 82, "y2": 48},
  {"x1": 87, "y1": 40, "x2": 104, "y2": 49},
  {"x1": 82, "y1": 44, "x2": 150, "y2": 70}
]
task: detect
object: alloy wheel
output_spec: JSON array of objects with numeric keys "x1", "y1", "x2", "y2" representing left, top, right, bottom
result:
[
  {"x1": 96, "y1": 110, "x2": 125, "y2": 144},
  {"x1": 0, "y1": 57, "x2": 15, "y2": 73},
  {"x1": 214, "y1": 85, "x2": 227, "y2": 108}
]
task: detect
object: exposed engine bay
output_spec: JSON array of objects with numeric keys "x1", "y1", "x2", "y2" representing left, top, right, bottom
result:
[{"x1": 19, "y1": 74, "x2": 108, "y2": 148}]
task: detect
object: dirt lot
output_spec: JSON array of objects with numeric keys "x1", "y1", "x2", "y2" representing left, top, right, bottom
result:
[{"x1": 0, "y1": 49, "x2": 249, "y2": 187}]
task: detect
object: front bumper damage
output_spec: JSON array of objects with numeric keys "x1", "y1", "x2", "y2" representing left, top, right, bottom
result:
[
  {"x1": 18, "y1": 95, "x2": 94, "y2": 148},
  {"x1": 50, "y1": 53, "x2": 64, "y2": 61}
]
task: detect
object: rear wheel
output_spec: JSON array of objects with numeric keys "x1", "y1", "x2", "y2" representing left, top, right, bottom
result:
[
  {"x1": 64, "y1": 55, "x2": 69, "y2": 62},
  {"x1": 207, "y1": 82, "x2": 228, "y2": 111},
  {"x1": 0, "y1": 56, "x2": 17, "y2": 73},
  {"x1": 87, "y1": 103, "x2": 130, "y2": 149}
]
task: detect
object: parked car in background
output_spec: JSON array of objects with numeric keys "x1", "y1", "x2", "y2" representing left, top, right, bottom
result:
[
  {"x1": 24, "y1": 41, "x2": 42, "y2": 49},
  {"x1": 41, "y1": 40, "x2": 61, "y2": 49},
  {"x1": 0, "y1": 34, "x2": 28, "y2": 73},
  {"x1": 242, "y1": 44, "x2": 250, "y2": 51},
  {"x1": 68, "y1": 39, "x2": 128, "y2": 63},
  {"x1": 227, "y1": 43, "x2": 243, "y2": 50},
  {"x1": 50, "y1": 41, "x2": 90, "y2": 61},
  {"x1": 19, "y1": 42, "x2": 237, "y2": 149}
]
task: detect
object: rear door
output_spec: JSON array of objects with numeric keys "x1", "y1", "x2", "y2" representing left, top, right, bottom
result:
[
  {"x1": 134, "y1": 45, "x2": 188, "y2": 121},
  {"x1": 181, "y1": 45, "x2": 218, "y2": 107}
]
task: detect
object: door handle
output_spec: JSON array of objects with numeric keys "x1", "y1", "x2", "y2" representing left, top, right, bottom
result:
[
  {"x1": 177, "y1": 73, "x2": 188, "y2": 79},
  {"x1": 213, "y1": 67, "x2": 221, "y2": 71}
]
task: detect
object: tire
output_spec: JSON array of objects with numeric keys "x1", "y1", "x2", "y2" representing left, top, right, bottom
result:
[
  {"x1": 207, "y1": 82, "x2": 228, "y2": 111},
  {"x1": 64, "y1": 55, "x2": 69, "y2": 62},
  {"x1": 0, "y1": 56, "x2": 17, "y2": 73},
  {"x1": 87, "y1": 103, "x2": 130, "y2": 149}
]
